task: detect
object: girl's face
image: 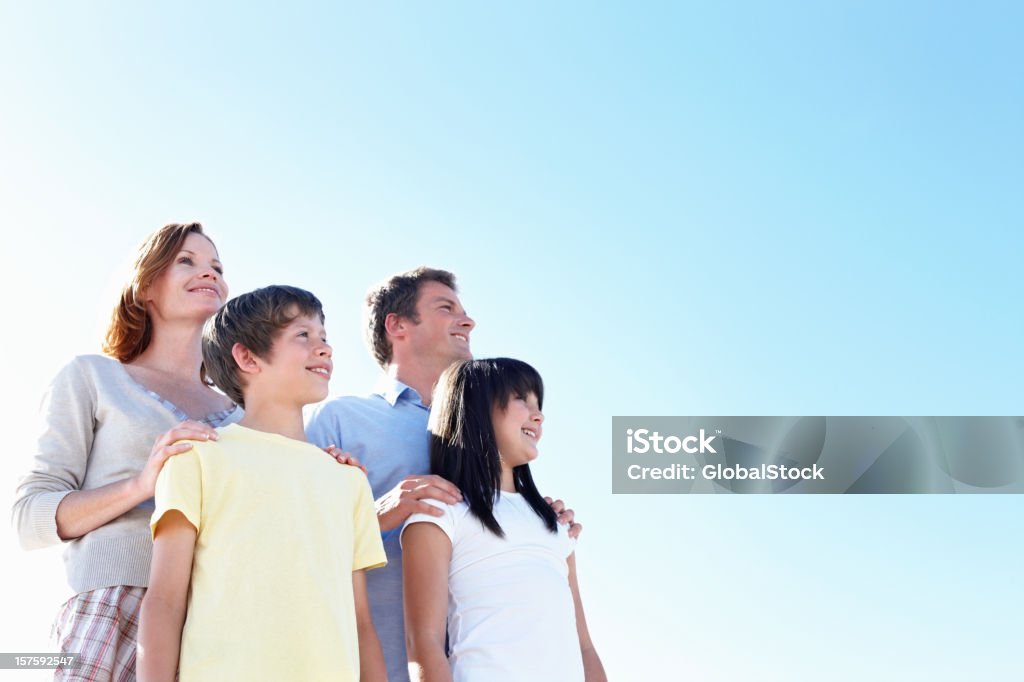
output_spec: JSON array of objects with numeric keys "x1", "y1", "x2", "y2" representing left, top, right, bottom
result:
[
  {"x1": 491, "y1": 391, "x2": 544, "y2": 469},
  {"x1": 144, "y1": 233, "x2": 227, "y2": 323}
]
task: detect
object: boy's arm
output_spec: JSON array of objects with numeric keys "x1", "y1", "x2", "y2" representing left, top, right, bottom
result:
[
  {"x1": 353, "y1": 569, "x2": 386, "y2": 682},
  {"x1": 137, "y1": 511, "x2": 197, "y2": 682},
  {"x1": 568, "y1": 553, "x2": 608, "y2": 682},
  {"x1": 402, "y1": 522, "x2": 453, "y2": 682}
]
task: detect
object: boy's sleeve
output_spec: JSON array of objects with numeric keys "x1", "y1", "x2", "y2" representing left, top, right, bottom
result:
[
  {"x1": 350, "y1": 474, "x2": 387, "y2": 571},
  {"x1": 400, "y1": 498, "x2": 455, "y2": 547},
  {"x1": 151, "y1": 446, "x2": 203, "y2": 536}
]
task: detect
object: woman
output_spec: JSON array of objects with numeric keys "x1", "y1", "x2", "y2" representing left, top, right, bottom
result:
[
  {"x1": 13, "y1": 223, "x2": 242, "y2": 681},
  {"x1": 401, "y1": 358, "x2": 606, "y2": 682}
]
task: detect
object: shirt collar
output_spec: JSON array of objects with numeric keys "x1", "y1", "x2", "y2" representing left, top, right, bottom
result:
[{"x1": 372, "y1": 374, "x2": 427, "y2": 409}]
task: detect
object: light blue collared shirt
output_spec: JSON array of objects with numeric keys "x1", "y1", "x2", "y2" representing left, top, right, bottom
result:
[{"x1": 305, "y1": 375, "x2": 431, "y2": 682}]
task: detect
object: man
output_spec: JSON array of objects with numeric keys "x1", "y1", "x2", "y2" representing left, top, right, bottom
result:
[{"x1": 306, "y1": 267, "x2": 579, "y2": 681}]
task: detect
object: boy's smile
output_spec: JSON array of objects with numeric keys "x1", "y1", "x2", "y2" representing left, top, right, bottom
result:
[{"x1": 307, "y1": 365, "x2": 331, "y2": 379}]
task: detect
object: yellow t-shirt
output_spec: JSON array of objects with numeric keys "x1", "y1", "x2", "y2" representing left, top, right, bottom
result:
[{"x1": 152, "y1": 422, "x2": 386, "y2": 681}]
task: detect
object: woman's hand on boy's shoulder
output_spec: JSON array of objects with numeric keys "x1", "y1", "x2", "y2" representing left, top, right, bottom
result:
[
  {"x1": 322, "y1": 444, "x2": 368, "y2": 475},
  {"x1": 132, "y1": 421, "x2": 219, "y2": 499},
  {"x1": 545, "y1": 496, "x2": 583, "y2": 539}
]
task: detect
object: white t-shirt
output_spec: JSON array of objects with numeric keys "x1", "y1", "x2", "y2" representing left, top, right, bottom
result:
[{"x1": 402, "y1": 492, "x2": 583, "y2": 682}]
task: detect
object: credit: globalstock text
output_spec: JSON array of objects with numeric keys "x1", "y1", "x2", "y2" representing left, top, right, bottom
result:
[
  {"x1": 623, "y1": 428, "x2": 825, "y2": 482},
  {"x1": 626, "y1": 462, "x2": 825, "y2": 481}
]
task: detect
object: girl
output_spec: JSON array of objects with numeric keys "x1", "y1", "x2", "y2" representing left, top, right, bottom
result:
[
  {"x1": 13, "y1": 223, "x2": 242, "y2": 681},
  {"x1": 402, "y1": 358, "x2": 606, "y2": 682}
]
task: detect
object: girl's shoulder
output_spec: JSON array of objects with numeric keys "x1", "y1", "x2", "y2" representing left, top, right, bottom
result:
[
  {"x1": 401, "y1": 499, "x2": 470, "y2": 549},
  {"x1": 556, "y1": 516, "x2": 578, "y2": 557},
  {"x1": 421, "y1": 498, "x2": 472, "y2": 521}
]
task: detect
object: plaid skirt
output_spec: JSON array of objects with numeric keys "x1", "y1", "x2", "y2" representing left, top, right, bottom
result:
[{"x1": 52, "y1": 586, "x2": 144, "y2": 682}]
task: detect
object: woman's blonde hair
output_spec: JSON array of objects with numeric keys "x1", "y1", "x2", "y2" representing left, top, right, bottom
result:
[{"x1": 103, "y1": 222, "x2": 214, "y2": 362}]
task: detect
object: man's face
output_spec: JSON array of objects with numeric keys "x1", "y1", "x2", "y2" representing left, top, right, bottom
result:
[{"x1": 400, "y1": 281, "x2": 475, "y2": 367}]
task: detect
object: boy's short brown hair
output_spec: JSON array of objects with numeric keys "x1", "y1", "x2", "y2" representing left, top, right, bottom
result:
[
  {"x1": 204, "y1": 285, "x2": 324, "y2": 407},
  {"x1": 364, "y1": 267, "x2": 457, "y2": 368}
]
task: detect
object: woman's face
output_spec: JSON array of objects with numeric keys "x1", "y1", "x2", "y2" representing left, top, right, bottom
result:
[
  {"x1": 144, "y1": 233, "x2": 227, "y2": 323},
  {"x1": 491, "y1": 391, "x2": 544, "y2": 469}
]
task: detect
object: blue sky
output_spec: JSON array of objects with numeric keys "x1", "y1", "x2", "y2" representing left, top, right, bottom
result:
[{"x1": 2, "y1": 3, "x2": 1022, "y2": 679}]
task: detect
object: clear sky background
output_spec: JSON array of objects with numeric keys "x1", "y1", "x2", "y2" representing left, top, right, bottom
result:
[{"x1": 2, "y1": 3, "x2": 1022, "y2": 680}]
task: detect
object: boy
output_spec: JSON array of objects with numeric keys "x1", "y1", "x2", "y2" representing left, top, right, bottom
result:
[{"x1": 137, "y1": 285, "x2": 387, "y2": 681}]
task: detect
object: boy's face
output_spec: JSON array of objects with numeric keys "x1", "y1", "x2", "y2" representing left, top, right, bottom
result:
[{"x1": 255, "y1": 311, "x2": 332, "y2": 407}]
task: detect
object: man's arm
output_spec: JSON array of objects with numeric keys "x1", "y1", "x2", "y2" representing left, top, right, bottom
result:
[
  {"x1": 376, "y1": 475, "x2": 463, "y2": 532},
  {"x1": 137, "y1": 510, "x2": 196, "y2": 682},
  {"x1": 567, "y1": 553, "x2": 607, "y2": 682},
  {"x1": 402, "y1": 522, "x2": 453, "y2": 682},
  {"x1": 545, "y1": 496, "x2": 583, "y2": 539},
  {"x1": 305, "y1": 403, "x2": 462, "y2": 532},
  {"x1": 353, "y1": 569, "x2": 386, "y2": 682}
]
